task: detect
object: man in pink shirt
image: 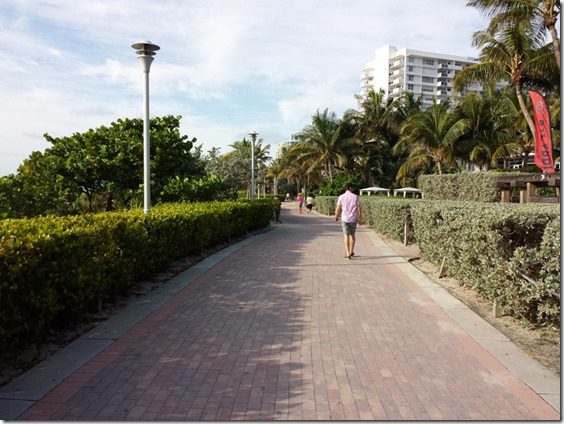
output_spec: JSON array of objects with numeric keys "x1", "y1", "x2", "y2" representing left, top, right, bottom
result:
[{"x1": 335, "y1": 183, "x2": 362, "y2": 260}]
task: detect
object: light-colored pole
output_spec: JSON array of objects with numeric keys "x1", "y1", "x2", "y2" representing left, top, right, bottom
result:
[
  {"x1": 249, "y1": 131, "x2": 258, "y2": 200},
  {"x1": 132, "y1": 41, "x2": 160, "y2": 213}
]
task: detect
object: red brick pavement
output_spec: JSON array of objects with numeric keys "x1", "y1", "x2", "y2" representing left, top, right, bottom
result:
[{"x1": 19, "y1": 202, "x2": 559, "y2": 420}]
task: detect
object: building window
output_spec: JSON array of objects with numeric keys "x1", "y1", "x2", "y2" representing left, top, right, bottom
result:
[
  {"x1": 422, "y1": 76, "x2": 434, "y2": 83},
  {"x1": 422, "y1": 85, "x2": 434, "y2": 92},
  {"x1": 407, "y1": 84, "x2": 414, "y2": 90},
  {"x1": 408, "y1": 56, "x2": 414, "y2": 63},
  {"x1": 422, "y1": 58, "x2": 434, "y2": 65},
  {"x1": 408, "y1": 75, "x2": 414, "y2": 81},
  {"x1": 408, "y1": 66, "x2": 414, "y2": 72}
]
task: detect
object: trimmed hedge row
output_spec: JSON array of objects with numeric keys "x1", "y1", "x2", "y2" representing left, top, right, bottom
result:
[
  {"x1": 0, "y1": 199, "x2": 280, "y2": 350},
  {"x1": 418, "y1": 172, "x2": 538, "y2": 202},
  {"x1": 361, "y1": 198, "x2": 417, "y2": 243},
  {"x1": 411, "y1": 201, "x2": 560, "y2": 325},
  {"x1": 315, "y1": 196, "x2": 560, "y2": 326}
]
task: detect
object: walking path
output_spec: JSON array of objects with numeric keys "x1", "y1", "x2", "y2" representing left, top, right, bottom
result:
[{"x1": 0, "y1": 202, "x2": 559, "y2": 420}]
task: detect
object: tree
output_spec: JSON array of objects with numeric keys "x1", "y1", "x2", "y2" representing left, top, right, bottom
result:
[
  {"x1": 344, "y1": 89, "x2": 406, "y2": 186},
  {"x1": 4, "y1": 115, "x2": 201, "y2": 216},
  {"x1": 467, "y1": 0, "x2": 560, "y2": 68},
  {"x1": 452, "y1": 87, "x2": 514, "y2": 170},
  {"x1": 454, "y1": 19, "x2": 558, "y2": 140},
  {"x1": 214, "y1": 137, "x2": 271, "y2": 197},
  {"x1": 490, "y1": 89, "x2": 536, "y2": 167},
  {"x1": 292, "y1": 109, "x2": 357, "y2": 183},
  {"x1": 393, "y1": 101, "x2": 465, "y2": 179}
]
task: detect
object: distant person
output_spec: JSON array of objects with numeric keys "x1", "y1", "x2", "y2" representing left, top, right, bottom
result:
[
  {"x1": 306, "y1": 194, "x2": 314, "y2": 213},
  {"x1": 285, "y1": 193, "x2": 290, "y2": 202},
  {"x1": 335, "y1": 183, "x2": 362, "y2": 260},
  {"x1": 296, "y1": 193, "x2": 304, "y2": 214}
]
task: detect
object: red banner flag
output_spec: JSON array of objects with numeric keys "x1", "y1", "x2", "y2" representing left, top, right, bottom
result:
[{"x1": 528, "y1": 90, "x2": 555, "y2": 173}]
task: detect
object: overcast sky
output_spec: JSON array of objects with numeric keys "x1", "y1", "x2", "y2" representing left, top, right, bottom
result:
[{"x1": 0, "y1": 0, "x2": 492, "y2": 176}]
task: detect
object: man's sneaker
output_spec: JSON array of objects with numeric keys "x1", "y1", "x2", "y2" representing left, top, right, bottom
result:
[{"x1": 351, "y1": 252, "x2": 355, "y2": 257}]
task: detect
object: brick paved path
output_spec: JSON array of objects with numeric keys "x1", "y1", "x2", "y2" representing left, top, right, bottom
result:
[{"x1": 18, "y1": 203, "x2": 559, "y2": 420}]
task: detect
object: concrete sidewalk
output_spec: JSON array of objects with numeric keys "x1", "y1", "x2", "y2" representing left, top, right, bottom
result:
[{"x1": 0, "y1": 202, "x2": 560, "y2": 420}]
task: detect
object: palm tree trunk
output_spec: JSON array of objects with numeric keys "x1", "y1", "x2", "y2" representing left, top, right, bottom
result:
[
  {"x1": 548, "y1": 24, "x2": 561, "y2": 69},
  {"x1": 515, "y1": 84, "x2": 536, "y2": 139}
]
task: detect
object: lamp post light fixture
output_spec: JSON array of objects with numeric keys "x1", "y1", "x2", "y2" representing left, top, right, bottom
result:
[
  {"x1": 248, "y1": 131, "x2": 258, "y2": 200},
  {"x1": 132, "y1": 40, "x2": 160, "y2": 213}
]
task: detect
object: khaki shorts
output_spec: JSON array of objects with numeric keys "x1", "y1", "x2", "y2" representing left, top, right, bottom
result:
[{"x1": 341, "y1": 221, "x2": 357, "y2": 235}]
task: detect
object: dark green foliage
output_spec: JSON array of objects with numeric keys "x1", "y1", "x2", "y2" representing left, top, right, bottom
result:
[
  {"x1": 317, "y1": 174, "x2": 366, "y2": 196},
  {"x1": 160, "y1": 174, "x2": 230, "y2": 202},
  {"x1": 0, "y1": 115, "x2": 206, "y2": 217},
  {"x1": 0, "y1": 199, "x2": 279, "y2": 351}
]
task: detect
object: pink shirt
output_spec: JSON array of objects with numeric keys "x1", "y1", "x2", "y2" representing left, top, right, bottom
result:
[{"x1": 337, "y1": 190, "x2": 360, "y2": 223}]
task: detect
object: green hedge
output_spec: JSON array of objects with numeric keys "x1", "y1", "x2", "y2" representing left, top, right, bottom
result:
[
  {"x1": 361, "y1": 198, "x2": 416, "y2": 243},
  {"x1": 0, "y1": 199, "x2": 279, "y2": 350},
  {"x1": 410, "y1": 201, "x2": 560, "y2": 325},
  {"x1": 418, "y1": 172, "x2": 538, "y2": 202}
]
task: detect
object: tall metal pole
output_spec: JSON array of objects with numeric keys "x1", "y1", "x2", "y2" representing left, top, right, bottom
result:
[
  {"x1": 132, "y1": 41, "x2": 160, "y2": 213},
  {"x1": 249, "y1": 131, "x2": 258, "y2": 200}
]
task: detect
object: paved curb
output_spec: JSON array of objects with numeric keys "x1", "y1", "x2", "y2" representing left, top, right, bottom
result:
[
  {"x1": 366, "y1": 230, "x2": 561, "y2": 413},
  {"x1": 0, "y1": 231, "x2": 270, "y2": 420}
]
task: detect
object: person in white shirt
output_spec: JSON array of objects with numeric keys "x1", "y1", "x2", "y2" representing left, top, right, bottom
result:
[
  {"x1": 305, "y1": 195, "x2": 314, "y2": 213},
  {"x1": 334, "y1": 183, "x2": 362, "y2": 260}
]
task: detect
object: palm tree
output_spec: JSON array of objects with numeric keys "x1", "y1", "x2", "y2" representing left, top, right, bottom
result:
[
  {"x1": 467, "y1": 0, "x2": 560, "y2": 68},
  {"x1": 490, "y1": 89, "x2": 536, "y2": 167},
  {"x1": 454, "y1": 19, "x2": 556, "y2": 139},
  {"x1": 292, "y1": 109, "x2": 356, "y2": 183},
  {"x1": 343, "y1": 89, "x2": 406, "y2": 185},
  {"x1": 229, "y1": 137, "x2": 271, "y2": 196},
  {"x1": 393, "y1": 101, "x2": 465, "y2": 178},
  {"x1": 452, "y1": 87, "x2": 514, "y2": 170}
]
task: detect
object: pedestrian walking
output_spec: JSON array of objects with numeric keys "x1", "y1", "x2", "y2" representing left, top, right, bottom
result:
[
  {"x1": 305, "y1": 194, "x2": 314, "y2": 213},
  {"x1": 296, "y1": 192, "x2": 304, "y2": 214},
  {"x1": 335, "y1": 183, "x2": 362, "y2": 260}
]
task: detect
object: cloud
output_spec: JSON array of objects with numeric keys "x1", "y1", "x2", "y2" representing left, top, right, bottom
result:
[{"x1": 0, "y1": 0, "x2": 502, "y2": 176}]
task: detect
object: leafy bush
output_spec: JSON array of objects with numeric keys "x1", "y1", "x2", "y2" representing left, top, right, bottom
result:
[
  {"x1": 361, "y1": 198, "x2": 416, "y2": 243},
  {"x1": 418, "y1": 172, "x2": 541, "y2": 202},
  {"x1": 160, "y1": 174, "x2": 230, "y2": 202},
  {"x1": 317, "y1": 175, "x2": 366, "y2": 196},
  {"x1": 418, "y1": 172, "x2": 500, "y2": 202},
  {"x1": 411, "y1": 201, "x2": 560, "y2": 326}
]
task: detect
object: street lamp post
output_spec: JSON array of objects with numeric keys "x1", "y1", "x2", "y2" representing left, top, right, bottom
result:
[
  {"x1": 132, "y1": 40, "x2": 160, "y2": 213},
  {"x1": 248, "y1": 131, "x2": 258, "y2": 200}
]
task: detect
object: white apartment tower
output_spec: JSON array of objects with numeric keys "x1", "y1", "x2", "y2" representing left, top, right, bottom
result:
[{"x1": 361, "y1": 45, "x2": 486, "y2": 108}]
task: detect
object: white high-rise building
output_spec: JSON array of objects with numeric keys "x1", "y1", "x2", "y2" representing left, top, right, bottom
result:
[{"x1": 361, "y1": 44, "x2": 489, "y2": 108}]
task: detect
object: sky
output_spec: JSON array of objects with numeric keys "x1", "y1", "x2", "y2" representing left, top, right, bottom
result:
[{"x1": 0, "y1": 0, "x2": 492, "y2": 176}]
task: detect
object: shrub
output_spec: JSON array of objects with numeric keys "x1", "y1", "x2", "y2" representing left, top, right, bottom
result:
[
  {"x1": 418, "y1": 172, "x2": 541, "y2": 202},
  {"x1": 411, "y1": 201, "x2": 560, "y2": 326}
]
